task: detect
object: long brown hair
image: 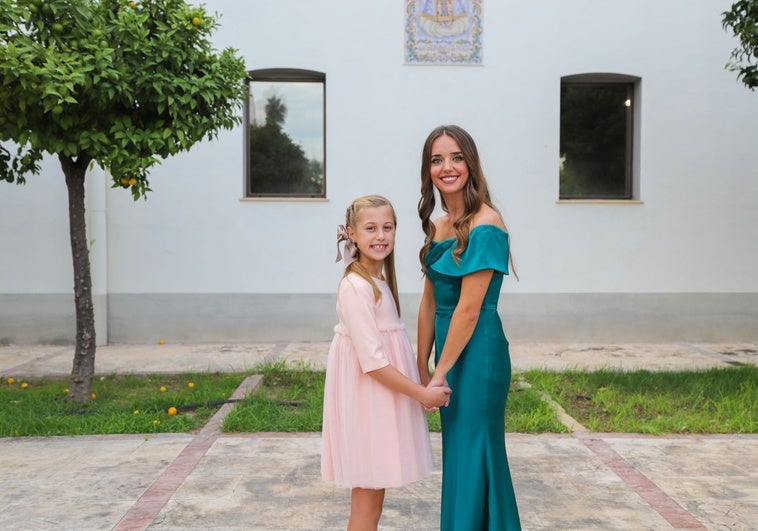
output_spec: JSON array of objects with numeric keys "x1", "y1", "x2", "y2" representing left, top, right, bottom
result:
[
  {"x1": 418, "y1": 125, "x2": 496, "y2": 269},
  {"x1": 343, "y1": 195, "x2": 401, "y2": 316}
]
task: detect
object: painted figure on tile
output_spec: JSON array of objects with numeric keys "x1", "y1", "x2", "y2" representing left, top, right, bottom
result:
[{"x1": 418, "y1": 0, "x2": 472, "y2": 37}]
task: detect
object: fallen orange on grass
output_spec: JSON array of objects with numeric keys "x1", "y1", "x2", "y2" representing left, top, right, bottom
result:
[
  {"x1": 167, "y1": 406, "x2": 178, "y2": 416},
  {"x1": 6, "y1": 377, "x2": 15, "y2": 385}
]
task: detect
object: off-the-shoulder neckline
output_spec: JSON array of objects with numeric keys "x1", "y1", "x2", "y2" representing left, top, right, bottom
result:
[{"x1": 432, "y1": 223, "x2": 508, "y2": 243}]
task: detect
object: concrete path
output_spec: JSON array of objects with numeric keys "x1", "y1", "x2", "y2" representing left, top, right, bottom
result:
[{"x1": 0, "y1": 342, "x2": 756, "y2": 530}]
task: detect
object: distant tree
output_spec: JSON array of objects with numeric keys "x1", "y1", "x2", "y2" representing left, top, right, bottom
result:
[
  {"x1": 722, "y1": 1, "x2": 758, "y2": 90},
  {"x1": 250, "y1": 95, "x2": 323, "y2": 195},
  {"x1": 0, "y1": 0, "x2": 247, "y2": 402},
  {"x1": 264, "y1": 95, "x2": 288, "y2": 128}
]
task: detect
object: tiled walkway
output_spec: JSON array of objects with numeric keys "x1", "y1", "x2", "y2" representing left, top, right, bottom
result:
[{"x1": 1, "y1": 342, "x2": 756, "y2": 530}]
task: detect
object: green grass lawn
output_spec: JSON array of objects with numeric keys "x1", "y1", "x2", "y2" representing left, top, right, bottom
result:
[
  {"x1": 0, "y1": 372, "x2": 247, "y2": 437},
  {"x1": 2, "y1": 364, "x2": 755, "y2": 437},
  {"x1": 222, "y1": 363, "x2": 568, "y2": 434},
  {"x1": 523, "y1": 365, "x2": 758, "y2": 434}
]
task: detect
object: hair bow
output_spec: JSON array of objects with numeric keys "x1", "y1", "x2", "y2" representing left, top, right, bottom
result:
[{"x1": 336, "y1": 225, "x2": 358, "y2": 267}]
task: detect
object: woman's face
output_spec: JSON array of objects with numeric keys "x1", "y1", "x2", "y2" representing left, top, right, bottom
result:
[{"x1": 429, "y1": 134, "x2": 469, "y2": 196}]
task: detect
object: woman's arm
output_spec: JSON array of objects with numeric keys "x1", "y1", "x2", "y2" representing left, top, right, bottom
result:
[
  {"x1": 428, "y1": 268, "x2": 493, "y2": 387},
  {"x1": 416, "y1": 277, "x2": 436, "y2": 386},
  {"x1": 368, "y1": 364, "x2": 451, "y2": 409}
]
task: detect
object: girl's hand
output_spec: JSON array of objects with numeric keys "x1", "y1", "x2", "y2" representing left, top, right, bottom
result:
[
  {"x1": 420, "y1": 384, "x2": 451, "y2": 410},
  {"x1": 426, "y1": 373, "x2": 450, "y2": 408}
]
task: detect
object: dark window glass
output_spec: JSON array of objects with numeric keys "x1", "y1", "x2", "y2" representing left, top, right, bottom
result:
[
  {"x1": 246, "y1": 70, "x2": 325, "y2": 197},
  {"x1": 560, "y1": 81, "x2": 633, "y2": 199}
]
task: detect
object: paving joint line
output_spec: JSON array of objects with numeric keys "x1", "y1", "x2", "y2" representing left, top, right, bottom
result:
[
  {"x1": 578, "y1": 434, "x2": 707, "y2": 530},
  {"x1": 112, "y1": 374, "x2": 263, "y2": 531}
]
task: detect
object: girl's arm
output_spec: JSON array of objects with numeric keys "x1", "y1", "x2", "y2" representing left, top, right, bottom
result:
[
  {"x1": 368, "y1": 364, "x2": 450, "y2": 409},
  {"x1": 416, "y1": 277, "x2": 436, "y2": 386},
  {"x1": 338, "y1": 275, "x2": 450, "y2": 408},
  {"x1": 428, "y1": 268, "x2": 493, "y2": 387}
]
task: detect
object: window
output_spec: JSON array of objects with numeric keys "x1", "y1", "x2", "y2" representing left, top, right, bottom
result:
[
  {"x1": 245, "y1": 69, "x2": 326, "y2": 197},
  {"x1": 559, "y1": 74, "x2": 639, "y2": 200}
]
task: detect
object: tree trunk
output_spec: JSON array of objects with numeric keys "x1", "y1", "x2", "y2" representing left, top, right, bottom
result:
[{"x1": 60, "y1": 153, "x2": 96, "y2": 403}]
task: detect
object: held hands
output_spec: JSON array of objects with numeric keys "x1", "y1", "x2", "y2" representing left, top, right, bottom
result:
[
  {"x1": 421, "y1": 371, "x2": 451, "y2": 411},
  {"x1": 420, "y1": 382, "x2": 451, "y2": 411}
]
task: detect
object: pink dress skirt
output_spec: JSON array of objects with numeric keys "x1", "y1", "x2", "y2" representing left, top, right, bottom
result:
[{"x1": 321, "y1": 274, "x2": 433, "y2": 489}]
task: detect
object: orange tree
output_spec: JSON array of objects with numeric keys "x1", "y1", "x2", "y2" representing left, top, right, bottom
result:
[
  {"x1": 723, "y1": 0, "x2": 758, "y2": 90},
  {"x1": 0, "y1": 0, "x2": 247, "y2": 402}
]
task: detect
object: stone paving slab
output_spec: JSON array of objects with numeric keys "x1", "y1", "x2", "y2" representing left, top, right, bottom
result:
[
  {"x1": 0, "y1": 434, "x2": 192, "y2": 530},
  {"x1": 508, "y1": 343, "x2": 758, "y2": 371},
  {"x1": 1, "y1": 432, "x2": 756, "y2": 530},
  {"x1": 601, "y1": 434, "x2": 758, "y2": 531}
]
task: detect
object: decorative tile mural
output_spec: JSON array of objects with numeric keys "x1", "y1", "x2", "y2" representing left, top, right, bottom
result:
[{"x1": 405, "y1": 0, "x2": 483, "y2": 65}]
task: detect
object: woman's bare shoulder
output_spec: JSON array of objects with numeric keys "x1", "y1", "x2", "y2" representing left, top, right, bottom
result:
[{"x1": 471, "y1": 205, "x2": 505, "y2": 230}]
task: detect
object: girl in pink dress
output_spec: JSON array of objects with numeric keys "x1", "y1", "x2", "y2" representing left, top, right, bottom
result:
[{"x1": 321, "y1": 195, "x2": 451, "y2": 530}]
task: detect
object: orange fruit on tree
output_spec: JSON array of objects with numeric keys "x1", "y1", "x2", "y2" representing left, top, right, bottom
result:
[{"x1": 191, "y1": 16, "x2": 202, "y2": 27}]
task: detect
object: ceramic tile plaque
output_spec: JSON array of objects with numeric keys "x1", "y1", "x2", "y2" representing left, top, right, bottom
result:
[{"x1": 405, "y1": 0, "x2": 483, "y2": 65}]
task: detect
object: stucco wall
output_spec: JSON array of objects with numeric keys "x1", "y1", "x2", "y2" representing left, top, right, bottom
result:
[{"x1": 1, "y1": 1, "x2": 757, "y2": 343}]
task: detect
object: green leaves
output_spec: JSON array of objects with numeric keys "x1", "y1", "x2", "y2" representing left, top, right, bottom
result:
[
  {"x1": 0, "y1": 0, "x2": 248, "y2": 197},
  {"x1": 723, "y1": 1, "x2": 758, "y2": 90}
]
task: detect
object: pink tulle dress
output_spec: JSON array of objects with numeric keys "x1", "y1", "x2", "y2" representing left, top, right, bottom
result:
[{"x1": 321, "y1": 273, "x2": 433, "y2": 489}]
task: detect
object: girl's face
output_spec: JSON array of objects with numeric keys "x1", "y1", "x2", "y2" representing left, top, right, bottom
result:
[
  {"x1": 429, "y1": 135, "x2": 469, "y2": 195},
  {"x1": 348, "y1": 206, "x2": 395, "y2": 272}
]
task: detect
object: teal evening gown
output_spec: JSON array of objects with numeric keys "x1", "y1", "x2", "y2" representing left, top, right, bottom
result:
[{"x1": 425, "y1": 224, "x2": 521, "y2": 531}]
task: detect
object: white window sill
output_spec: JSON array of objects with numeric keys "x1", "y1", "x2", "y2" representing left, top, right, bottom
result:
[
  {"x1": 240, "y1": 197, "x2": 329, "y2": 202},
  {"x1": 556, "y1": 199, "x2": 643, "y2": 205}
]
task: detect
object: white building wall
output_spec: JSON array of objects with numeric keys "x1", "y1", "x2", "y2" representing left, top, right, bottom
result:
[{"x1": 2, "y1": 0, "x2": 757, "y2": 344}]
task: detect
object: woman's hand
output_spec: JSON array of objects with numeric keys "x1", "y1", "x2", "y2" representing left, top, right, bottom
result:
[{"x1": 428, "y1": 372, "x2": 448, "y2": 391}]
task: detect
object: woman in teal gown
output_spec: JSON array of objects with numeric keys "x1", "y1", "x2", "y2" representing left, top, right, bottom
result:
[{"x1": 417, "y1": 125, "x2": 521, "y2": 530}]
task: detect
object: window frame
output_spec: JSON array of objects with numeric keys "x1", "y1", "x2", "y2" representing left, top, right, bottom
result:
[
  {"x1": 559, "y1": 73, "x2": 641, "y2": 201},
  {"x1": 244, "y1": 68, "x2": 327, "y2": 199}
]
